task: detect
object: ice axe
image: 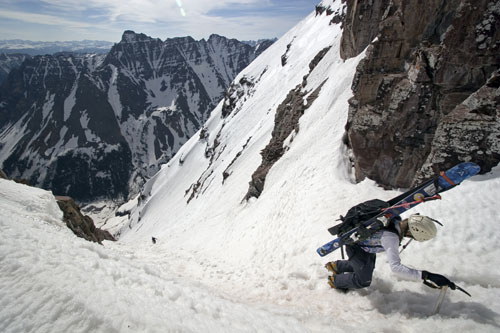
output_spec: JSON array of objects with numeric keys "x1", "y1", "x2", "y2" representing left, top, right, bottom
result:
[{"x1": 423, "y1": 278, "x2": 471, "y2": 314}]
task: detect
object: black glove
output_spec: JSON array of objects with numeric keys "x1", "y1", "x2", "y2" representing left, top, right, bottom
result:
[{"x1": 422, "y1": 270, "x2": 456, "y2": 290}]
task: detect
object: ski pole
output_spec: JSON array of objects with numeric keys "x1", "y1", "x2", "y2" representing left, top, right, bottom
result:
[{"x1": 433, "y1": 285, "x2": 449, "y2": 315}]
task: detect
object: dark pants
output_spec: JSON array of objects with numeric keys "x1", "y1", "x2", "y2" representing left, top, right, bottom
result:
[{"x1": 333, "y1": 245, "x2": 376, "y2": 289}]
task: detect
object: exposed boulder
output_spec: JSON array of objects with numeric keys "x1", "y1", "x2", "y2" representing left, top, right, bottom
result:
[
  {"x1": 342, "y1": 0, "x2": 500, "y2": 188},
  {"x1": 221, "y1": 76, "x2": 257, "y2": 118},
  {"x1": 55, "y1": 196, "x2": 115, "y2": 244}
]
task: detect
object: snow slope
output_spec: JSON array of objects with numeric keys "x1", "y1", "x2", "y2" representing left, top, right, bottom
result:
[
  {"x1": 1, "y1": 0, "x2": 500, "y2": 331},
  {"x1": 0, "y1": 179, "x2": 319, "y2": 332},
  {"x1": 2, "y1": 165, "x2": 500, "y2": 332}
]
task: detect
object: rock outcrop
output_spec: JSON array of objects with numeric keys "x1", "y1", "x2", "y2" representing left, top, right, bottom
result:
[
  {"x1": 1, "y1": 168, "x2": 113, "y2": 243},
  {"x1": 416, "y1": 69, "x2": 500, "y2": 182},
  {"x1": 245, "y1": 47, "x2": 330, "y2": 200},
  {"x1": 55, "y1": 196, "x2": 115, "y2": 243},
  {"x1": 341, "y1": 0, "x2": 500, "y2": 187}
]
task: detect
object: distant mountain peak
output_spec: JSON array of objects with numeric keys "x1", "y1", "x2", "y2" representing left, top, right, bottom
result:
[{"x1": 120, "y1": 30, "x2": 158, "y2": 43}]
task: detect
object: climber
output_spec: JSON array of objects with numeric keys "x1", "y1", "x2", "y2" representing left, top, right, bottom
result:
[{"x1": 325, "y1": 214, "x2": 455, "y2": 291}]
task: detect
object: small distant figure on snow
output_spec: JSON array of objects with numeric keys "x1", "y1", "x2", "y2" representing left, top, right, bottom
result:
[{"x1": 152, "y1": 237, "x2": 157, "y2": 244}]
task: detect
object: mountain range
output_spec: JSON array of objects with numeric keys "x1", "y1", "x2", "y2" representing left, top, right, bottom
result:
[
  {"x1": 0, "y1": 39, "x2": 114, "y2": 56},
  {"x1": 0, "y1": 31, "x2": 273, "y2": 203},
  {"x1": 109, "y1": 0, "x2": 499, "y2": 237}
]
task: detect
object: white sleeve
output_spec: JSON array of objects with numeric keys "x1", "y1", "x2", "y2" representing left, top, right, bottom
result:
[{"x1": 381, "y1": 231, "x2": 422, "y2": 281}]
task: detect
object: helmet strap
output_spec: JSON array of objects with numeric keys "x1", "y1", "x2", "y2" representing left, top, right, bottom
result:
[{"x1": 429, "y1": 217, "x2": 444, "y2": 227}]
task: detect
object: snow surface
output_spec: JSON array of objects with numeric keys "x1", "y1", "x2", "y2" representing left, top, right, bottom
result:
[
  {"x1": 1, "y1": 0, "x2": 500, "y2": 331},
  {"x1": 2, "y1": 167, "x2": 500, "y2": 332}
]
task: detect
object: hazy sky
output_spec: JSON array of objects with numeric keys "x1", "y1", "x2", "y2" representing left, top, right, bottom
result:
[{"x1": 0, "y1": 0, "x2": 321, "y2": 42}]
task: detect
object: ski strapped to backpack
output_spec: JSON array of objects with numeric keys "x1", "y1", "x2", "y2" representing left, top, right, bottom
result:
[
  {"x1": 383, "y1": 194, "x2": 441, "y2": 211},
  {"x1": 323, "y1": 195, "x2": 442, "y2": 253},
  {"x1": 317, "y1": 162, "x2": 481, "y2": 257}
]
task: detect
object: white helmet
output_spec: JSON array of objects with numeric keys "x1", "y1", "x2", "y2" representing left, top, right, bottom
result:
[{"x1": 408, "y1": 214, "x2": 438, "y2": 242}]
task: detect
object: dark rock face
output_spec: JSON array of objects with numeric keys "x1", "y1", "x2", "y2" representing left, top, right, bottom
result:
[
  {"x1": 0, "y1": 53, "x2": 131, "y2": 203},
  {"x1": 342, "y1": 0, "x2": 500, "y2": 188},
  {"x1": 0, "y1": 53, "x2": 30, "y2": 85},
  {"x1": 56, "y1": 196, "x2": 115, "y2": 243},
  {"x1": 415, "y1": 69, "x2": 500, "y2": 183},
  {"x1": 0, "y1": 31, "x2": 273, "y2": 203}
]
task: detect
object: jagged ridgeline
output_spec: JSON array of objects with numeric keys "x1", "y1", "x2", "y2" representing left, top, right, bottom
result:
[{"x1": 0, "y1": 31, "x2": 274, "y2": 203}]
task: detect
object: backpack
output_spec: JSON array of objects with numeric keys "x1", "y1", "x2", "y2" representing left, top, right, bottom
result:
[{"x1": 328, "y1": 199, "x2": 389, "y2": 236}]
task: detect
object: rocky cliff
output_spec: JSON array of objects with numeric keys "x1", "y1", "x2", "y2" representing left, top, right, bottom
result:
[
  {"x1": 339, "y1": 0, "x2": 499, "y2": 187},
  {"x1": 0, "y1": 31, "x2": 273, "y2": 203}
]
